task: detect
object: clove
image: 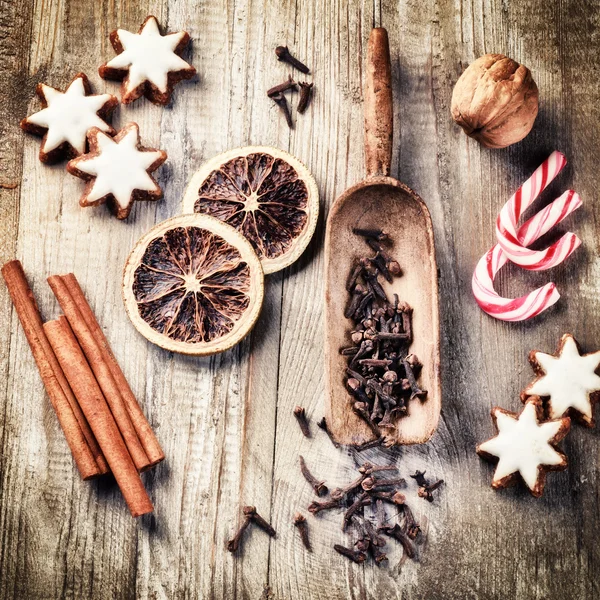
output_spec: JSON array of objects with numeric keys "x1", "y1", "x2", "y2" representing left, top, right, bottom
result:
[
  {"x1": 403, "y1": 504, "x2": 421, "y2": 539},
  {"x1": 402, "y1": 358, "x2": 427, "y2": 400},
  {"x1": 297, "y1": 82, "x2": 314, "y2": 113},
  {"x1": 362, "y1": 518, "x2": 386, "y2": 548},
  {"x1": 271, "y1": 92, "x2": 293, "y2": 128},
  {"x1": 308, "y1": 497, "x2": 341, "y2": 514},
  {"x1": 381, "y1": 524, "x2": 415, "y2": 559},
  {"x1": 299, "y1": 455, "x2": 328, "y2": 496},
  {"x1": 343, "y1": 492, "x2": 371, "y2": 530},
  {"x1": 418, "y1": 478, "x2": 444, "y2": 503},
  {"x1": 267, "y1": 75, "x2": 297, "y2": 97},
  {"x1": 293, "y1": 406, "x2": 311, "y2": 437},
  {"x1": 275, "y1": 46, "x2": 310, "y2": 74},
  {"x1": 333, "y1": 544, "x2": 366, "y2": 564},
  {"x1": 226, "y1": 515, "x2": 252, "y2": 553},
  {"x1": 361, "y1": 476, "x2": 406, "y2": 492},
  {"x1": 410, "y1": 469, "x2": 443, "y2": 502},
  {"x1": 370, "y1": 490, "x2": 406, "y2": 506},
  {"x1": 293, "y1": 513, "x2": 312, "y2": 551},
  {"x1": 354, "y1": 437, "x2": 384, "y2": 451},
  {"x1": 352, "y1": 227, "x2": 389, "y2": 241},
  {"x1": 243, "y1": 506, "x2": 276, "y2": 537}
]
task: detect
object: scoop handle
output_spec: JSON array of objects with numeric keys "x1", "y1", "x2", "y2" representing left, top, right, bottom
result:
[{"x1": 364, "y1": 28, "x2": 393, "y2": 178}]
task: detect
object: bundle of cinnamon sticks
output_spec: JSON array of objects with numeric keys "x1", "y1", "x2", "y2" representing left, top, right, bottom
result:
[{"x1": 1, "y1": 260, "x2": 163, "y2": 517}]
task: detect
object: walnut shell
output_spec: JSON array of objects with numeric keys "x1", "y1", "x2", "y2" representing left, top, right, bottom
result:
[{"x1": 451, "y1": 54, "x2": 539, "y2": 149}]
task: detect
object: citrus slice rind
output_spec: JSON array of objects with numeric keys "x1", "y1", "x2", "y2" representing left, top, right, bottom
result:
[
  {"x1": 181, "y1": 146, "x2": 319, "y2": 274},
  {"x1": 122, "y1": 214, "x2": 264, "y2": 355}
]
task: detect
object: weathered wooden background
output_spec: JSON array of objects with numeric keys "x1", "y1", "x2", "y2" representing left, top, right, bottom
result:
[{"x1": 1, "y1": 0, "x2": 599, "y2": 598}]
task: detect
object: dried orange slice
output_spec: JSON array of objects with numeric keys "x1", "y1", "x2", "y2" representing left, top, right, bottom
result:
[
  {"x1": 122, "y1": 214, "x2": 264, "y2": 355},
  {"x1": 181, "y1": 146, "x2": 319, "y2": 274}
]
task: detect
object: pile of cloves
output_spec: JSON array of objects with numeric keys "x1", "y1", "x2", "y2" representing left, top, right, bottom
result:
[
  {"x1": 341, "y1": 228, "x2": 427, "y2": 445},
  {"x1": 268, "y1": 46, "x2": 314, "y2": 128},
  {"x1": 299, "y1": 459, "x2": 443, "y2": 565}
]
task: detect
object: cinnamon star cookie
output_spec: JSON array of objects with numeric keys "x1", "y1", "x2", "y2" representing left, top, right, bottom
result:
[
  {"x1": 476, "y1": 397, "x2": 570, "y2": 497},
  {"x1": 522, "y1": 333, "x2": 600, "y2": 426},
  {"x1": 67, "y1": 123, "x2": 167, "y2": 220},
  {"x1": 20, "y1": 73, "x2": 118, "y2": 164},
  {"x1": 99, "y1": 15, "x2": 196, "y2": 105}
]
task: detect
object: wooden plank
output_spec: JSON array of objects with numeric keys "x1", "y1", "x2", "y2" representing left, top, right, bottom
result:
[
  {"x1": 0, "y1": 1, "x2": 36, "y2": 594},
  {"x1": 135, "y1": 0, "x2": 282, "y2": 598},
  {"x1": 0, "y1": 0, "x2": 160, "y2": 599}
]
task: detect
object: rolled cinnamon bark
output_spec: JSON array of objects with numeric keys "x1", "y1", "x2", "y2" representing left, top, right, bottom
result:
[
  {"x1": 1, "y1": 260, "x2": 103, "y2": 479},
  {"x1": 48, "y1": 275, "x2": 151, "y2": 471},
  {"x1": 60, "y1": 273, "x2": 164, "y2": 467},
  {"x1": 44, "y1": 317, "x2": 153, "y2": 517}
]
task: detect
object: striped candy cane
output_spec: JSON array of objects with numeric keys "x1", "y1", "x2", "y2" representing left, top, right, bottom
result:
[
  {"x1": 495, "y1": 151, "x2": 581, "y2": 269},
  {"x1": 472, "y1": 189, "x2": 582, "y2": 321}
]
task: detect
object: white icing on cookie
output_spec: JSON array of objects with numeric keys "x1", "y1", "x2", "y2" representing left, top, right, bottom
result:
[
  {"x1": 527, "y1": 335, "x2": 600, "y2": 420},
  {"x1": 26, "y1": 77, "x2": 113, "y2": 154},
  {"x1": 76, "y1": 126, "x2": 163, "y2": 209},
  {"x1": 478, "y1": 401, "x2": 564, "y2": 491},
  {"x1": 106, "y1": 16, "x2": 192, "y2": 94}
]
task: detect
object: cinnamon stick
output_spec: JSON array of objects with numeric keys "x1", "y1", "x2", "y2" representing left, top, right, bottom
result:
[
  {"x1": 1, "y1": 260, "x2": 104, "y2": 479},
  {"x1": 60, "y1": 274, "x2": 164, "y2": 466},
  {"x1": 44, "y1": 317, "x2": 153, "y2": 517},
  {"x1": 47, "y1": 275, "x2": 151, "y2": 471}
]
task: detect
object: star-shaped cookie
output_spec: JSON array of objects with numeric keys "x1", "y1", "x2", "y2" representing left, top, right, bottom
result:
[
  {"x1": 476, "y1": 397, "x2": 570, "y2": 497},
  {"x1": 522, "y1": 334, "x2": 600, "y2": 426},
  {"x1": 99, "y1": 15, "x2": 196, "y2": 105},
  {"x1": 20, "y1": 73, "x2": 118, "y2": 164},
  {"x1": 66, "y1": 122, "x2": 167, "y2": 220}
]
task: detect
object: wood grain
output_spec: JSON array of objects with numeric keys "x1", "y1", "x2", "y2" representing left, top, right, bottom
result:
[{"x1": 1, "y1": 0, "x2": 600, "y2": 598}]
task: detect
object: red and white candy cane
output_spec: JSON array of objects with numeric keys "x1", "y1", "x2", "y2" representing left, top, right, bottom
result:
[
  {"x1": 472, "y1": 188, "x2": 582, "y2": 321},
  {"x1": 495, "y1": 151, "x2": 581, "y2": 269}
]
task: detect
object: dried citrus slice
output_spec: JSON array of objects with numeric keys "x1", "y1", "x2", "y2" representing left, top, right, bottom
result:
[
  {"x1": 122, "y1": 214, "x2": 264, "y2": 355},
  {"x1": 181, "y1": 146, "x2": 319, "y2": 274}
]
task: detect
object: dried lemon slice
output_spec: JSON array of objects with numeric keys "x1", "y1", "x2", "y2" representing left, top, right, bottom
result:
[
  {"x1": 123, "y1": 214, "x2": 264, "y2": 355},
  {"x1": 182, "y1": 146, "x2": 319, "y2": 274}
]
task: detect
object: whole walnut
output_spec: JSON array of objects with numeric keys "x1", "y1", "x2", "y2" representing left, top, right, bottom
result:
[{"x1": 451, "y1": 54, "x2": 539, "y2": 149}]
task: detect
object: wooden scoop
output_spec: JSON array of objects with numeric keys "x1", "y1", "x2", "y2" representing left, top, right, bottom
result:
[{"x1": 324, "y1": 28, "x2": 441, "y2": 446}]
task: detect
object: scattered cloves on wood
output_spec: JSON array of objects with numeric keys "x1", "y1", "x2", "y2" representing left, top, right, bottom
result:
[
  {"x1": 271, "y1": 92, "x2": 293, "y2": 128},
  {"x1": 243, "y1": 506, "x2": 276, "y2": 537},
  {"x1": 293, "y1": 406, "x2": 310, "y2": 437},
  {"x1": 267, "y1": 75, "x2": 297, "y2": 97},
  {"x1": 333, "y1": 544, "x2": 366, "y2": 564},
  {"x1": 293, "y1": 513, "x2": 312, "y2": 551},
  {"x1": 299, "y1": 455, "x2": 328, "y2": 496},
  {"x1": 296, "y1": 460, "x2": 434, "y2": 566},
  {"x1": 275, "y1": 46, "x2": 310, "y2": 74},
  {"x1": 297, "y1": 82, "x2": 314, "y2": 113}
]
